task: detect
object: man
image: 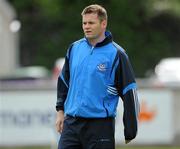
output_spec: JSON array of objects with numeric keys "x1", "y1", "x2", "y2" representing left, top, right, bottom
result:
[{"x1": 56, "y1": 4, "x2": 139, "y2": 149}]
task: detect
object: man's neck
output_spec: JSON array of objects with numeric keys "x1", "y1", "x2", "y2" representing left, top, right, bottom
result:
[{"x1": 88, "y1": 33, "x2": 106, "y2": 46}]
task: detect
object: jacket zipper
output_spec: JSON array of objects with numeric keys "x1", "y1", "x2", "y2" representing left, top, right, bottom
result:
[{"x1": 90, "y1": 46, "x2": 94, "y2": 55}]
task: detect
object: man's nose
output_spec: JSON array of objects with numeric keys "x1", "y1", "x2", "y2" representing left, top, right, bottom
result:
[{"x1": 84, "y1": 23, "x2": 90, "y2": 29}]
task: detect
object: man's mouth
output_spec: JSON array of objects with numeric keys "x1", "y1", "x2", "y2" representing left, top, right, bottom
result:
[{"x1": 85, "y1": 31, "x2": 92, "y2": 34}]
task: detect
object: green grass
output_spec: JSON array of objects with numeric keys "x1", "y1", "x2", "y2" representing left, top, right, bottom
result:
[
  {"x1": 1, "y1": 146, "x2": 180, "y2": 149},
  {"x1": 117, "y1": 147, "x2": 180, "y2": 149},
  {"x1": 0, "y1": 147, "x2": 50, "y2": 149}
]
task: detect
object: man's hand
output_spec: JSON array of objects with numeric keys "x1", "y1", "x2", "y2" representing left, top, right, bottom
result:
[
  {"x1": 125, "y1": 140, "x2": 131, "y2": 144},
  {"x1": 55, "y1": 110, "x2": 64, "y2": 133}
]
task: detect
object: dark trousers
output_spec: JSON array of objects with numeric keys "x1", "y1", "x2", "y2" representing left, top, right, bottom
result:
[{"x1": 58, "y1": 115, "x2": 115, "y2": 149}]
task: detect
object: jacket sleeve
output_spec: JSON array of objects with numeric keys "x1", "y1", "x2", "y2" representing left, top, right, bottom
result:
[
  {"x1": 56, "y1": 45, "x2": 73, "y2": 111},
  {"x1": 114, "y1": 50, "x2": 140, "y2": 141}
]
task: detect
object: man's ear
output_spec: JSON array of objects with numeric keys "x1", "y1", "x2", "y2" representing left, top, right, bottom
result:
[{"x1": 101, "y1": 20, "x2": 107, "y2": 29}]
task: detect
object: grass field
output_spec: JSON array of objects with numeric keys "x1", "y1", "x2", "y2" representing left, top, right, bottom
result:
[{"x1": 1, "y1": 146, "x2": 180, "y2": 149}]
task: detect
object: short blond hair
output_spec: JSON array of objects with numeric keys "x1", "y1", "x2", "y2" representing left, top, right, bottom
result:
[{"x1": 81, "y1": 4, "x2": 107, "y2": 22}]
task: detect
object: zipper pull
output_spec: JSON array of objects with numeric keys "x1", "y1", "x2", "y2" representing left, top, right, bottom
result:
[{"x1": 91, "y1": 46, "x2": 94, "y2": 54}]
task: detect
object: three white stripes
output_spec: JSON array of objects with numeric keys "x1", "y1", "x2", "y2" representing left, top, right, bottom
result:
[
  {"x1": 107, "y1": 85, "x2": 140, "y2": 121},
  {"x1": 107, "y1": 86, "x2": 118, "y2": 96}
]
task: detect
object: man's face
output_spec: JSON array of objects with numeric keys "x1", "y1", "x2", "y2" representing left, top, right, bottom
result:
[{"x1": 82, "y1": 13, "x2": 106, "y2": 40}]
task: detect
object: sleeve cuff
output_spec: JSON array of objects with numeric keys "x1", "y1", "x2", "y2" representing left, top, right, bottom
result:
[{"x1": 56, "y1": 106, "x2": 64, "y2": 111}]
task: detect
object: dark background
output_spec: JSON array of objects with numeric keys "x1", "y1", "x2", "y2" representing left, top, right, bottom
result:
[{"x1": 8, "y1": 0, "x2": 180, "y2": 77}]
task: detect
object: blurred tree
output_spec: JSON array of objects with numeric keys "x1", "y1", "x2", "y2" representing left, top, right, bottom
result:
[{"x1": 8, "y1": 0, "x2": 180, "y2": 77}]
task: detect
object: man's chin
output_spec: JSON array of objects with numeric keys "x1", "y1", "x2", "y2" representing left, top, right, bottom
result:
[{"x1": 85, "y1": 35, "x2": 95, "y2": 40}]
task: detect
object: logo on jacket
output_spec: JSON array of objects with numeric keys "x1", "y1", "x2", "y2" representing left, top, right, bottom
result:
[{"x1": 97, "y1": 63, "x2": 106, "y2": 71}]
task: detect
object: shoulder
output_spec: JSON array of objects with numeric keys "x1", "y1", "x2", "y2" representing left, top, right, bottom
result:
[
  {"x1": 112, "y1": 41, "x2": 128, "y2": 58},
  {"x1": 71, "y1": 38, "x2": 86, "y2": 47},
  {"x1": 68, "y1": 38, "x2": 85, "y2": 50},
  {"x1": 67, "y1": 38, "x2": 86, "y2": 58}
]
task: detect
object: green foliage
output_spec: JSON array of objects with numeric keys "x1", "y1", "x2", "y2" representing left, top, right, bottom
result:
[{"x1": 8, "y1": 0, "x2": 180, "y2": 76}]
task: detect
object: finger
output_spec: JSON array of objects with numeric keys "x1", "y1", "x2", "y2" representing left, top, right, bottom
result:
[
  {"x1": 125, "y1": 140, "x2": 131, "y2": 144},
  {"x1": 60, "y1": 121, "x2": 64, "y2": 133},
  {"x1": 56, "y1": 121, "x2": 61, "y2": 133}
]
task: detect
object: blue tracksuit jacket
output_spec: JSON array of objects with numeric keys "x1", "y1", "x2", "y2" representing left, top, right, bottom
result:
[{"x1": 56, "y1": 31, "x2": 139, "y2": 140}]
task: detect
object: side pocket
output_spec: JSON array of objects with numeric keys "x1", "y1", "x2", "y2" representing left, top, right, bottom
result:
[{"x1": 95, "y1": 138, "x2": 115, "y2": 149}]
